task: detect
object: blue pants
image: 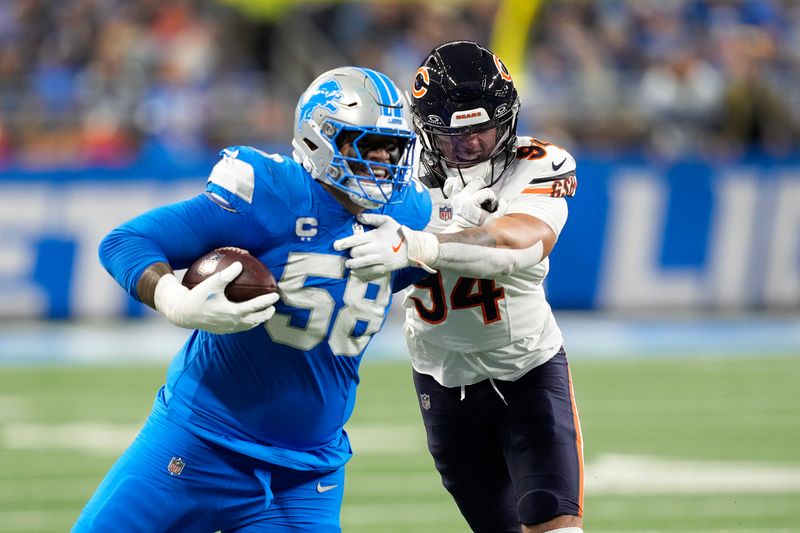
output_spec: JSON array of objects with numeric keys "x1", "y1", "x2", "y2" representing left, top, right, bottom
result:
[{"x1": 72, "y1": 412, "x2": 345, "y2": 532}]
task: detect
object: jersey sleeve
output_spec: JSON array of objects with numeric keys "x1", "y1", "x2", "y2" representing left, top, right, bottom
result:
[
  {"x1": 504, "y1": 140, "x2": 577, "y2": 237},
  {"x1": 391, "y1": 267, "x2": 430, "y2": 293},
  {"x1": 382, "y1": 178, "x2": 432, "y2": 231},
  {"x1": 506, "y1": 195, "x2": 569, "y2": 236},
  {"x1": 99, "y1": 146, "x2": 288, "y2": 300},
  {"x1": 205, "y1": 146, "x2": 271, "y2": 213},
  {"x1": 98, "y1": 193, "x2": 257, "y2": 299}
]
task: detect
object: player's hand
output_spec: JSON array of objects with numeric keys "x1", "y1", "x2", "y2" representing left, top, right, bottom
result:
[
  {"x1": 333, "y1": 214, "x2": 409, "y2": 280},
  {"x1": 446, "y1": 178, "x2": 506, "y2": 228},
  {"x1": 334, "y1": 214, "x2": 439, "y2": 280},
  {"x1": 154, "y1": 262, "x2": 280, "y2": 334}
]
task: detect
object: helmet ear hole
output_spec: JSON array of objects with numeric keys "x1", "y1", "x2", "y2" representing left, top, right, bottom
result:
[{"x1": 303, "y1": 138, "x2": 318, "y2": 151}]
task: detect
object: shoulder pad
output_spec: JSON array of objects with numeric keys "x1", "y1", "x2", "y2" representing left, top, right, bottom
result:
[
  {"x1": 208, "y1": 147, "x2": 255, "y2": 204},
  {"x1": 249, "y1": 147, "x2": 288, "y2": 167},
  {"x1": 208, "y1": 146, "x2": 293, "y2": 206},
  {"x1": 502, "y1": 137, "x2": 578, "y2": 199},
  {"x1": 513, "y1": 137, "x2": 577, "y2": 183}
]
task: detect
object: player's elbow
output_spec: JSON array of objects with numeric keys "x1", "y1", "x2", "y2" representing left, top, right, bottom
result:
[
  {"x1": 98, "y1": 228, "x2": 123, "y2": 274},
  {"x1": 97, "y1": 225, "x2": 151, "y2": 294}
]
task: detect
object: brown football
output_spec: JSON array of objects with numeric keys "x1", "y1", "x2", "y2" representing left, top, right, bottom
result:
[{"x1": 181, "y1": 247, "x2": 278, "y2": 302}]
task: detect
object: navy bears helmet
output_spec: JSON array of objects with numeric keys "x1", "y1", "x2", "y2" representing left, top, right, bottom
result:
[{"x1": 410, "y1": 41, "x2": 520, "y2": 188}]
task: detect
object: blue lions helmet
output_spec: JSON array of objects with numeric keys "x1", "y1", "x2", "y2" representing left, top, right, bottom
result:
[{"x1": 292, "y1": 67, "x2": 417, "y2": 209}]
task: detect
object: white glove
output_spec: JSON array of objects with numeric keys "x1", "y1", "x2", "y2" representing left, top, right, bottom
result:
[
  {"x1": 444, "y1": 177, "x2": 507, "y2": 228},
  {"x1": 442, "y1": 176, "x2": 467, "y2": 198},
  {"x1": 451, "y1": 179, "x2": 493, "y2": 228},
  {"x1": 333, "y1": 214, "x2": 438, "y2": 281},
  {"x1": 154, "y1": 262, "x2": 280, "y2": 334}
]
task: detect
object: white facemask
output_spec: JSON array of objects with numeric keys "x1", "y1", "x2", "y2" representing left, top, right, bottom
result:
[{"x1": 442, "y1": 159, "x2": 494, "y2": 187}]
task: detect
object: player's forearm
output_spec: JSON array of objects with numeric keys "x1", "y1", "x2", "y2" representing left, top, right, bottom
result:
[
  {"x1": 336, "y1": 213, "x2": 553, "y2": 281},
  {"x1": 98, "y1": 225, "x2": 172, "y2": 302},
  {"x1": 411, "y1": 233, "x2": 544, "y2": 278},
  {"x1": 406, "y1": 215, "x2": 553, "y2": 278},
  {"x1": 437, "y1": 213, "x2": 547, "y2": 249},
  {"x1": 100, "y1": 194, "x2": 250, "y2": 305},
  {"x1": 136, "y1": 262, "x2": 174, "y2": 309}
]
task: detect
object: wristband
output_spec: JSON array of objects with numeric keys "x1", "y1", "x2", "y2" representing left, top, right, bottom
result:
[
  {"x1": 402, "y1": 227, "x2": 439, "y2": 273},
  {"x1": 153, "y1": 273, "x2": 186, "y2": 317}
]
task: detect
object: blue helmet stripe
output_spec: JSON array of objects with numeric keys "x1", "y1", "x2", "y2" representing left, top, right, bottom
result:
[
  {"x1": 376, "y1": 70, "x2": 400, "y2": 104},
  {"x1": 360, "y1": 68, "x2": 391, "y2": 114},
  {"x1": 363, "y1": 68, "x2": 394, "y2": 104},
  {"x1": 376, "y1": 71, "x2": 404, "y2": 118},
  {"x1": 360, "y1": 68, "x2": 402, "y2": 117}
]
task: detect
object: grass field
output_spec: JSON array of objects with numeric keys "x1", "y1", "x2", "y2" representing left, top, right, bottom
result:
[{"x1": 1, "y1": 355, "x2": 799, "y2": 532}]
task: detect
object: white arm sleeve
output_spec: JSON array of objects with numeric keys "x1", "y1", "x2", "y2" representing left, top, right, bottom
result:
[
  {"x1": 433, "y1": 240, "x2": 544, "y2": 278},
  {"x1": 402, "y1": 192, "x2": 567, "y2": 279},
  {"x1": 403, "y1": 229, "x2": 544, "y2": 278}
]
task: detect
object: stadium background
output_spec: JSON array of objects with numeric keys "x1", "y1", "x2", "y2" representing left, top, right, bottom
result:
[{"x1": 0, "y1": 1, "x2": 798, "y2": 531}]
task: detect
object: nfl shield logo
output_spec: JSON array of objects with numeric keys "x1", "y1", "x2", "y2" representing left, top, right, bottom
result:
[
  {"x1": 167, "y1": 457, "x2": 186, "y2": 476},
  {"x1": 352, "y1": 223, "x2": 364, "y2": 235},
  {"x1": 420, "y1": 393, "x2": 431, "y2": 411},
  {"x1": 439, "y1": 205, "x2": 453, "y2": 221},
  {"x1": 197, "y1": 254, "x2": 222, "y2": 276}
]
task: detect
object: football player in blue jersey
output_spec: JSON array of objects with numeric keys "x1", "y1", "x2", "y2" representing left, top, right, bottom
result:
[{"x1": 73, "y1": 67, "x2": 430, "y2": 532}]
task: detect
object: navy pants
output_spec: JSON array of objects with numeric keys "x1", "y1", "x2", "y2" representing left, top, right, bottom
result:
[{"x1": 413, "y1": 348, "x2": 583, "y2": 531}]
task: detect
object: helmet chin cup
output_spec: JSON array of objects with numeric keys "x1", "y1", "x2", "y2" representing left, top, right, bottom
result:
[
  {"x1": 444, "y1": 159, "x2": 493, "y2": 186},
  {"x1": 345, "y1": 179, "x2": 386, "y2": 209},
  {"x1": 346, "y1": 192, "x2": 381, "y2": 210}
]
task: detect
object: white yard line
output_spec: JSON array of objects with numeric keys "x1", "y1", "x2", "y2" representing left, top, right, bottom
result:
[
  {"x1": 0, "y1": 422, "x2": 429, "y2": 454},
  {"x1": 585, "y1": 454, "x2": 800, "y2": 493},
  {"x1": 4, "y1": 422, "x2": 800, "y2": 495},
  {"x1": 0, "y1": 396, "x2": 30, "y2": 421},
  {"x1": 2, "y1": 422, "x2": 140, "y2": 453}
]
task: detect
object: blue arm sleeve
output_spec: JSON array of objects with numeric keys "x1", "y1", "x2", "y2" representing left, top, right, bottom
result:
[
  {"x1": 98, "y1": 193, "x2": 256, "y2": 299},
  {"x1": 388, "y1": 186, "x2": 431, "y2": 232}
]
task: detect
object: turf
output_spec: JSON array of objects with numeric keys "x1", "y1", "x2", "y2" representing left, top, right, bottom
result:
[{"x1": 0, "y1": 355, "x2": 798, "y2": 532}]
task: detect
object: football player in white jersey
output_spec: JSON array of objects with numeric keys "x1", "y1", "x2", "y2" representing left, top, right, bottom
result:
[{"x1": 335, "y1": 41, "x2": 583, "y2": 533}]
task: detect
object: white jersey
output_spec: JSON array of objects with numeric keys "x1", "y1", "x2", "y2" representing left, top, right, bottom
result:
[{"x1": 403, "y1": 137, "x2": 577, "y2": 387}]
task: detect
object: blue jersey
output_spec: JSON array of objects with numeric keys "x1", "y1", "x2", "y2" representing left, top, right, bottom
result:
[{"x1": 99, "y1": 146, "x2": 431, "y2": 471}]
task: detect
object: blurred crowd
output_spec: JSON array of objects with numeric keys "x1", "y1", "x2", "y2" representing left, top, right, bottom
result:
[{"x1": 1, "y1": 0, "x2": 798, "y2": 170}]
